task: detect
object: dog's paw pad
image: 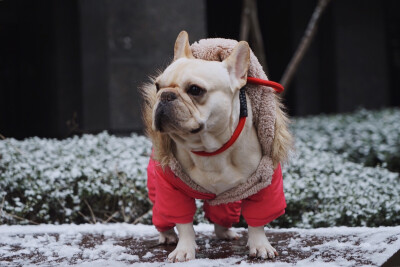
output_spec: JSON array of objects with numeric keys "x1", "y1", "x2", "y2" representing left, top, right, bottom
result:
[
  {"x1": 249, "y1": 244, "x2": 277, "y2": 259},
  {"x1": 168, "y1": 247, "x2": 195, "y2": 262},
  {"x1": 247, "y1": 233, "x2": 278, "y2": 259}
]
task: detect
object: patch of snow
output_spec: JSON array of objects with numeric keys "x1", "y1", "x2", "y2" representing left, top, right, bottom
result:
[
  {"x1": 205, "y1": 239, "x2": 211, "y2": 249},
  {"x1": 0, "y1": 223, "x2": 399, "y2": 266},
  {"x1": 142, "y1": 251, "x2": 154, "y2": 259},
  {"x1": 116, "y1": 253, "x2": 139, "y2": 261},
  {"x1": 0, "y1": 222, "x2": 158, "y2": 237}
]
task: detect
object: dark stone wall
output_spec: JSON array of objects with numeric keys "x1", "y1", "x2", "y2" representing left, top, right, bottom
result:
[
  {"x1": 79, "y1": 0, "x2": 110, "y2": 133},
  {"x1": 0, "y1": 0, "x2": 81, "y2": 138},
  {"x1": 290, "y1": 0, "x2": 391, "y2": 115},
  {"x1": 207, "y1": 0, "x2": 399, "y2": 116},
  {"x1": 106, "y1": 0, "x2": 206, "y2": 133},
  {"x1": 79, "y1": 0, "x2": 206, "y2": 134},
  {"x1": 1, "y1": 0, "x2": 398, "y2": 138},
  {"x1": 0, "y1": 0, "x2": 205, "y2": 138},
  {"x1": 333, "y1": 0, "x2": 389, "y2": 112},
  {"x1": 290, "y1": 0, "x2": 336, "y2": 115},
  {"x1": 384, "y1": 0, "x2": 400, "y2": 107}
]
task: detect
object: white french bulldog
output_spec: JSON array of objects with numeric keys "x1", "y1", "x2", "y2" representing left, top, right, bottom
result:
[{"x1": 143, "y1": 31, "x2": 289, "y2": 262}]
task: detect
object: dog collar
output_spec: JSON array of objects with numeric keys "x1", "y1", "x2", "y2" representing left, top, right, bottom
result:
[{"x1": 191, "y1": 77, "x2": 284, "y2": 157}]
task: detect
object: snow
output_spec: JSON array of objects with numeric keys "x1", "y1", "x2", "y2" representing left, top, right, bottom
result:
[
  {"x1": 0, "y1": 223, "x2": 158, "y2": 236},
  {"x1": 142, "y1": 251, "x2": 154, "y2": 258},
  {"x1": 0, "y1": 223, "x2": 399, "y2": 266}
]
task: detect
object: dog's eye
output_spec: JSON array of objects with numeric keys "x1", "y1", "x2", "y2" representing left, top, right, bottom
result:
[
  {"x1": 155, "y1": 83, "x2": 160, "y2": 92},
  {"x1": 187, "y1": 85, "x2": 204, "y2": 96}
]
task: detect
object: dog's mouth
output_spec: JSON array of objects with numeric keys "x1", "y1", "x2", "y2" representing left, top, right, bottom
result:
[
  {"x1": 190, "y1": 124, "x2": 204, "y2": 134},
  {"x1": 153, "y1": 104, "x2": 203, "y2": 134}
]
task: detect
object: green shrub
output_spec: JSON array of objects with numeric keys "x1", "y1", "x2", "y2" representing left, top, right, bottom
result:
[
  {"x1": 0, "y1": 133, "x2": 152, "y2": 225},
  {"x1": 292, "y1": 108, "x2": 400, "y2": 172},
  {"x1": 1, "y1": 108, "x2": 399, "y2": 228},
  {"x1": 270, "y1": 142, "x2": 400, "y2": 228}
]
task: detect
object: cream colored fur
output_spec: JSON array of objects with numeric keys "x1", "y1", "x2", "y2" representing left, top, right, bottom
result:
[
  {"x1": 141, "y1": 79, "x2": 174, "y2": 167},
  {"x1": 140, "y1": 31, "x2": 292, "y2": 262},
  {"x1": 141, "y1": 48, "x2": 291, "y2": 171},
  {"x1": 149, "y1": 32, "x2": 261, "y2": 195}
]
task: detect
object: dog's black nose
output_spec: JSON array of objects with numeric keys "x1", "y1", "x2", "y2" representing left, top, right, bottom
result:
[{"x1": 160, "y1": 91, "x2": 177, "y2": 102}]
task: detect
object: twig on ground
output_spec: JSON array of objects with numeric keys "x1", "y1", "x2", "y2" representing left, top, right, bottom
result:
[
  {"x1": 104, "y1": 211, "x2": 119, "y2": 223},
  {"x1": 84, "y1": 199, "x2": 97, "y2": 224},
  {"x1": 130, "y1": 181, "x2": 147, "y2": 200},
  {"x1": 78, "y1": 211, "x2": 93, "y2": 224},
  {"x1": 148, "y1": 243, "x2": 166, "y2": 249},
  {"x1": 0, "y1": 196, "x2": 5, "y2": 217},
  {"x1": 2, "y1": 210, "x2": 39, "y2": 225},
  {"x1": 56, "y1": 198, "x2": 67, "y2": 212},
  {"x1": 133, "y1": 209, "x2": 152, "y2": 225},
  {"x1": 0, "y1": 192, "x2": 37, "y2": 225},
  {"x1": 121, "y1": 201, "x2": 128, "y2": 222}
]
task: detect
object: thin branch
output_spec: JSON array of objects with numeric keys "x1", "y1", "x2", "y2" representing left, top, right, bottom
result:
[
  {"x1": 148, "y1": 243, "x2": 165, "y2": 249},
  {"x1": 0, "y1": 196, "x2": 5, "y2": 217},
  {"x1": 121, "y1": 201, "x2": 128, "y2": 222},
  {"x1": 84, "y1": 199, "x2": 97, "y2": 224},
  {"x1": 78, "y1": 211, "x2": 92, "y2": 224},
  {"x1": 240, "y1": 0, "x2": 269, "y2": 75},
  {"x1": 280, "y1": 0, "x2": 332, "y2": 93},
  {"x1": 0, "y1": 196, "x2": 39, "y2": 225},
  {"x1": 248, "y1": 0, "x2": 268, "y2": 75},
  {"x1": 104, "y1": 211, "x2": 119, "y2": 223},
  {"x1": 2, "y1": 211, "x2": 39, "y2": 225},
  {"x1": 240, "y1": 0, "x2": 251, "y2": 41},
  {"x1": 133, "y1": 209, "x2": 152, "y2": 225}
]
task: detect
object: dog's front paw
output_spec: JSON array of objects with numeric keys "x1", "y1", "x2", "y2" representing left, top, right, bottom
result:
[
  {"x1": 248, "y1": 238, "x2": 277, "y2": 259},
  {"x1": 167, "y1": 242, "x2": 197, "y2": 262},
  {"x1": 159, "y1": 228, "x2": 178, "y2": 244},
  {"x1": 167, "y1": 223, "x2": 197, "y2": 262},
  {"x1": 247, "y1": 226, "x2": 278, "y2": 259},
  {"x1": 214, "y1": 224, "x2": 240, "y2": 240}
]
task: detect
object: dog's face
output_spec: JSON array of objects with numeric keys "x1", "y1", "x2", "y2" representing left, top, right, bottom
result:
[{"x1": 152, "y1": 31, "x2": 250, "y2": 149}]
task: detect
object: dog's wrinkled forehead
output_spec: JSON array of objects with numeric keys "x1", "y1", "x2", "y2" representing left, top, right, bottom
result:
[{"x1": 157, "y1": 58, "x2": 230, "y2": 90}]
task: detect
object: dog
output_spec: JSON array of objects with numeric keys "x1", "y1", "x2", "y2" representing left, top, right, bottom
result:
[{"x1": 141, "y1": 31, "x2": 291, "y2": 262}]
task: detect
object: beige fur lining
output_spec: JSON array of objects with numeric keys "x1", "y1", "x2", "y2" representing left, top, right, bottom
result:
[
  {"x1": 140, "y1": 78, "x2": 174, "y2": 168},
  {"x1": 141, "y1": 38, "x2": 292, "y2": 205}
]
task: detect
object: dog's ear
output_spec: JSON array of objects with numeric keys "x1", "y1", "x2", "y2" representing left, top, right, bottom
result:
[
  {"x1": 174, "y1": 31, "x2": 194, "y2": 60},
  {"x1": 223, "y1": 41, "x2": 250, "y2": 91}
]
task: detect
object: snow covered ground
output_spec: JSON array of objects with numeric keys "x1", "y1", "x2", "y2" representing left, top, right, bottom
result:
[{"x1": 1, "y1": 223, "x2": 399, "y2": 266}]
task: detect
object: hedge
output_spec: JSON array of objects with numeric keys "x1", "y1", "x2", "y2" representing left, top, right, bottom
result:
[
  {"x1": 292, "y1": 108, "x2": 400, "y2": 172},
  {"x1": 1, "y1": 108, "x2": 399, "y2": 228}
]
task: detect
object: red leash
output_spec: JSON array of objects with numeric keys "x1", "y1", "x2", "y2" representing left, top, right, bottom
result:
[
  {"x1": 247, "y1": 77, "x2": 284, "y2": 93},
  {"x1": 191, "y1": 77, "x2": 284, "y2": 157}
]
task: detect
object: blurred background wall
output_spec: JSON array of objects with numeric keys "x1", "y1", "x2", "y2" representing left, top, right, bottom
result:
[{"x1": 1, "y1": 0, "x2": 399, "y2": 139}]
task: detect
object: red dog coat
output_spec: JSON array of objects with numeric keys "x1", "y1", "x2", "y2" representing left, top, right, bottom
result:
[{"x1": 147, "y1": 157, "x2": 286, "y2": 232}]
